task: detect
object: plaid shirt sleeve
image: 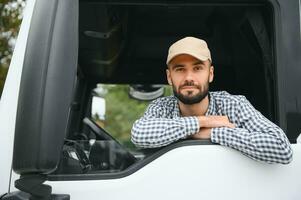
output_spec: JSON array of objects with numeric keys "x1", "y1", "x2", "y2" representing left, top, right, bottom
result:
[
  {"x1": 131, "y1": 99, "x2": 199, "y2": 148},
  {"x1": 211, "y1": 96, "x2": 293, "y2": 164}
]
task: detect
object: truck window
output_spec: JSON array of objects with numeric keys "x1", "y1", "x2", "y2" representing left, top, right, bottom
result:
[
  {"x1": 91, "y1": 84, "x2": 172, "y2": 149},
  {"x1": 51, "y1": 1, "x2": 280, "y2": 178}
]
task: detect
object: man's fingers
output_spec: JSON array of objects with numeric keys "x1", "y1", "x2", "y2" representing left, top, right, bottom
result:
[{"x1": 226, "y1": 122, "x2": 236, "y2": 128}]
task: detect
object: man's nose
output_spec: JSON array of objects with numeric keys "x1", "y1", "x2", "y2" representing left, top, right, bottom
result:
[{"x1": 184, "y1": 70, "x2": 195, "y2": 81}]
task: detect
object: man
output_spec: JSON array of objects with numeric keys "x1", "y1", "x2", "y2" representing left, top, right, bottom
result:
[{"x1": 131, "y1": 37, "x2": 293, "y2": 164}]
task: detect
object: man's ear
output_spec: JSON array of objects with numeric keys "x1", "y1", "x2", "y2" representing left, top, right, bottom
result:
[
  {"x1": 209, "y1": 65, "x2": 214, "y2": 83},
  {"x1": 166, "y1": 68, "x2": 172, "y2": 85}
]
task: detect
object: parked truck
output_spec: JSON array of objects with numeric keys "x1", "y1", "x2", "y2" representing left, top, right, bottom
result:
[{"x1": 1, "y1": 0, "x2": 301, "y2": 199}]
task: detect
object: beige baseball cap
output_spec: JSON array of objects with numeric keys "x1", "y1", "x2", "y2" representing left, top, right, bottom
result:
[{"x1": 166, "y1": 37, "x2": 212, "y2": 65}]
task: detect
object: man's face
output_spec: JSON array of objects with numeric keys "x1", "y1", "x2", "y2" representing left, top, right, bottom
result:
[{"x1": 166, "y1": 54, "x2": 214, "y2": 105}]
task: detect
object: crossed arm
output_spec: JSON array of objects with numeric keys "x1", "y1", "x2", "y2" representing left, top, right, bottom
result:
[{"x1": 131, "y1": 97, "x2": 293, "y2": 164}]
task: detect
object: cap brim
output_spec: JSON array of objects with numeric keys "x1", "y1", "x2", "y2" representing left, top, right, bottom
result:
[{"x1": 166, "y1": 52, "x2": 210, "y2": 65}]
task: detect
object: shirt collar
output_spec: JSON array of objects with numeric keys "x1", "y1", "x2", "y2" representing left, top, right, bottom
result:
[
  {"x1": 205, "y1": 92, "x2": 215, "y2": 116},
  {"x1": 173, "y1": 96, "x2": 181, "y2": 117}
]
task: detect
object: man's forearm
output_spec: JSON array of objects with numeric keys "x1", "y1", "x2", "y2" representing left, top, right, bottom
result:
[
  {"x1": 197, "y1": 115, "x2": 235, "y2": 128},
  {"x1": 131, "y1": 116, "x2": 199, "y2": 148},
  {"x1": 211, "y1": 127, "x2": 293, "y2": 164}
]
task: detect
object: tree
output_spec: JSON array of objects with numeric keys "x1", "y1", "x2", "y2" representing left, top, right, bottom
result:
[
  {"x1": 92, "y1": 84, "x2": 173, "y2": 149},
  {"x1": 0, "y1": 0, "x2": 25, "y2": 97},
  {"x1": 95, "y1": 85, "x2": 149, "y2": 148}
]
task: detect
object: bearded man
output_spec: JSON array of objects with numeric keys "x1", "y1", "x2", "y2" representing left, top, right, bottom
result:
[{"x1": 131, "y1": 37, "x2": 292, "y2": 164}]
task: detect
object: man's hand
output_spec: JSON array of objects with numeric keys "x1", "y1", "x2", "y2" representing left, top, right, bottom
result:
[
  {"x1": 190, "y1": 128, "x2": 212, "y2": 139},
  {"x1": 198, "y1": 115, "x2": 235, "y2": 128},
  {"x1": 190, "y1": 116, "x2": 235, "y2": 140}
]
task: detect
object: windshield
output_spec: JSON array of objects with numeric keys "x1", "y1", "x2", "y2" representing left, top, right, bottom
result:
[{"x1": 91, "y1": 84, "x2": 173, "y2": 149}]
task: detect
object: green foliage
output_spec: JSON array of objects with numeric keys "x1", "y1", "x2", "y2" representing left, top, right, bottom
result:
[
  {"x1": 93, "y1": 84, "x2": 173, "y2": 149},
  {"x1": 0, "y1": 0, "x2": 25, "y2": 97},
  {"x1": 102, "y1": 85, "x2": 149, "y2": 148}
]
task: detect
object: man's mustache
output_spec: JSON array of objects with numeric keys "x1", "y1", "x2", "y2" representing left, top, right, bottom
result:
[{"x1": 179, "y1": 81, "x2": 201, "y2": 89}]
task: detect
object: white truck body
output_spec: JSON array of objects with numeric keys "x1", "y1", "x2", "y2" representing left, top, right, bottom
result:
[{"x1": 1, "y1": 0, "x2": 301, "y2": 199}]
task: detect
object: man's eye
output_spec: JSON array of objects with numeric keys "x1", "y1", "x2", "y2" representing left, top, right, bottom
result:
[
  {"x1": 194, "y1": 66, "x2": 202, "y2": 71},
  {"x1": 175, "y1": 68, "x2": 184, "y2": 72}
]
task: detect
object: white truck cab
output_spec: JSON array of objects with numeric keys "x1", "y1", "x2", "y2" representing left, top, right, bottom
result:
[{"x1": 1, "y1": 0, "x2": 301, "y2": 199}]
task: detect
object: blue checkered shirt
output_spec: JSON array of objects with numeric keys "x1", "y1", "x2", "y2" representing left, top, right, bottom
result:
[{"x1": 131, "y1": 91, "x2": 293, "y2": 164}]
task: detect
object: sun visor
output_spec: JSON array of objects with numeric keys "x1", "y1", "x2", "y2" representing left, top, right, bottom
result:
[{"x1": 13, "y1": 0, "x2": 78, "y2": 175}]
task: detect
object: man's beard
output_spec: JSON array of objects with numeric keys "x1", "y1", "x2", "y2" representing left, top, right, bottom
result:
[{"x1": 173, "y1": 81, "x2": 209, "y2": 105}]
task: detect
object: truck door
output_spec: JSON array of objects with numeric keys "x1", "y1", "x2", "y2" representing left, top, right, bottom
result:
[{"x1": 0, "y1": 0, "x2": 78, "y2": 198}]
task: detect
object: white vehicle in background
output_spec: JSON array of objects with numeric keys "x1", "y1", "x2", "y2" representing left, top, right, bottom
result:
[{"x1": 1, "y1": 0, "x2": 301, "y2": 199}]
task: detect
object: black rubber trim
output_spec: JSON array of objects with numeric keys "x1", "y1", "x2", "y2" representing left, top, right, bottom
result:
[{"x1": 47, "y1": 140, "x2": 215, "y2": 181}]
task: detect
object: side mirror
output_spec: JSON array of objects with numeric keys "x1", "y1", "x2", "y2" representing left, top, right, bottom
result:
[{"x1": 129, "y1": 84, "x2": 164, "y2": 101}]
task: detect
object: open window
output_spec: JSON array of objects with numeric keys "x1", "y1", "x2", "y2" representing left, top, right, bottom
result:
[{"x1": 52, "y1": 0, "x2": 282, "y2": 178}]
